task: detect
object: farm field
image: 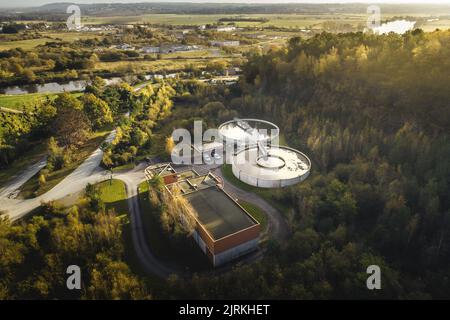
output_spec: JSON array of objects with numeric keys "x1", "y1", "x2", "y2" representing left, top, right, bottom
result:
[
  {"x1": 83, "y1": 13, "x2": 450, "y2": 31},
  {"x1": 84, "y1": 13, "x2": 366, "y2": 27},
  {"x1": 0, "y1": 38, "x2": 52, "y2": 51},
  {"x1": 0, "y1": 32, "x2": 102, "y2": 51}
]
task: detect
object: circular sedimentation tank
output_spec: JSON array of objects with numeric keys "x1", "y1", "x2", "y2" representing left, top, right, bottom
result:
[
  {"x1": 232, "y1": 146, "x2": 311, "y2": 188},
  {"x1": 219, "y1": 119, "x2": 311, "y2": 188},
  {"x1": 218, "y1": 118, "x2": 279, "y2": 145}
]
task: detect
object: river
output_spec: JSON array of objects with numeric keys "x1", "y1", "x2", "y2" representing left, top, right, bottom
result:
[{"x1": 0, "y1": 77, "x2": 122, "y2": 95}]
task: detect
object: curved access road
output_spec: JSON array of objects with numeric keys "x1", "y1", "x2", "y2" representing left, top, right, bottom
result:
[
  {"x1": 1, "y1": 130, "x2": 116, "y2": 222},
  {"x1": 114, "y1": 168, "x2": 182, "y2": 279}
]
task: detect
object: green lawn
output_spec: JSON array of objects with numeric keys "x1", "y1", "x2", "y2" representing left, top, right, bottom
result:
[
  {"x1": 97, "y1": 179, "x2": 129, "y2": 216},
  {"x1": 0, "y1": 92, "x2": 82, "y2": 111},
  {"x1": 18, "y1": 130, "x2": 110, "y2": 199},
  {"x1": 0, "y1": 38, "x2": 53, "y2": 51},
  {"x1": 112, "y1": 162, "x2": 135, "y2": 173},
  {"x1": 137, "y1": 181, "x2": 210, "y2": 271},
  {"x1": 95, "y1": 58, "x2": 217, "y2": 74},
  {"x1": 238, "y1": 200, "x2": 268, "y2": 232},
  {"x1": 0, "y1": 93, "x2": 57, "y2": 111}
]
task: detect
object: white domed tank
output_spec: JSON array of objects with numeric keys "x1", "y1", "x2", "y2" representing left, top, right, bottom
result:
[{"x1": 219, "y1": 119, "x2": 311, "y2": 188}]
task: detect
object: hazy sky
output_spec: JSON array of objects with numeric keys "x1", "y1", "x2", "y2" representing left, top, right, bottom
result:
[{"x1": 1, "y1": 0, "x2": 449, "y2": 8}]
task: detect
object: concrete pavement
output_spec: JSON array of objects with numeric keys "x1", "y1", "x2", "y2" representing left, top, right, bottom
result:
[
  {"x1": 0, "y1": 156, "x2": 47, "y2": 199},
  {"x1": 1, "y1": 130, "x2": 116, "y2": 222},
  {"x1": 116, "y1": 169, "x2": 182, "y2": 278}
]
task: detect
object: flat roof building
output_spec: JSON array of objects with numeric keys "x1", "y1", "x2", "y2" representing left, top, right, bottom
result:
[{"x1": 145, "y1": 163, "x2": 260, "y2": 266}]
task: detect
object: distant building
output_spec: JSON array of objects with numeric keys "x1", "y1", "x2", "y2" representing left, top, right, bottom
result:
[
  {"x1": 116, "y1": 43, "x2": 135, "y2": 50},
  {"x1": 141, "y1": 46, "x2": 160, "y2": 54},
  {"x1": 160, "y1": 44, "x2": 199, "y2": 54},
  {"x1": 210, "y1": 40, "x2": 240, "y2": 47},
  {"x1": 225, "y1": 67, "x2": 242, "y2": 76},
  {"x1": 216, "y1": 26, "x2": 236, "y2": 32}
]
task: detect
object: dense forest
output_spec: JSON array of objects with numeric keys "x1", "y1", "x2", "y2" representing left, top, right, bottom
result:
[
  {"x1": 0, "y1": 189, "x2": 149, "y2": 299},
  {"x1": 1, "y1": 29, "x2": 450, "y2": 299},
  {"x1": 216, "y1": 29, "x2": 450, "y2": 298}
]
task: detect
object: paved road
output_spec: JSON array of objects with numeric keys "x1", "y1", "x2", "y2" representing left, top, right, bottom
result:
[
  {"x1": 0, "y1": 156, "x2": 47, "y2": 199},
  {"x1": 115, "y1": 168, "x2": 182, "y2": 278},
  {"x1": 212, "y1": 167, "x2": 290, "y2": 242},
  {"x1": 1, "y1": 130, "x2": 116, "y2": 222}
]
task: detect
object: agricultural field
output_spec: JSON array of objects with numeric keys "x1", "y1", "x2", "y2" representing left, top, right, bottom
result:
[
  {"x1": 0, "y1": 38, "x2": 52, "y2": 51},
  {"x1": 0, "y1": 32, "x2": 103, "y2": 51},
  {"x1": 421, "y1": 18, "x2": 450, "y2": 32},
  {"x1": 83, "y1": 13, "x2": 450, "y2": 31}
]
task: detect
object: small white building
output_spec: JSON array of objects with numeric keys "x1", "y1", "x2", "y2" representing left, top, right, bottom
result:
[
  {"x1": 116, "y1": 43, "x2": 135, "y2": 51},
  {"x1": 210, "y1": 40, "x2": 240, "y2": 47},
  {"x1": 142, "y1": 46, "x2": 160, "y2": 54},
  {"x1": 216, "y1": 26, "x2": 236, "y2": 32}
]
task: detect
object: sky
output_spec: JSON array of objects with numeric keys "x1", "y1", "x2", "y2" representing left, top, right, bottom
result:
[{"x1": 1, "y1": 0, "x2": 449, "y2": 8}]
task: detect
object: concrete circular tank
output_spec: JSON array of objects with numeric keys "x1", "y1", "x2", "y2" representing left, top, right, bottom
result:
[
  {"x1": 232, "y1": 145, "x2": 311, "y2": 188},
  {"x1": 218, "y1": 118, "x2": 311, "y2": 188},
  {"x1": 218, "y1": 118, "x2": 279, "y2": 145}
]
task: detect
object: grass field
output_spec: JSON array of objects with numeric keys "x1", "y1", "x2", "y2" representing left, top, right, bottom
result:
[
  {"x1": 83, "y1": 13, "x2": 450, "y2": 31},
  {"x1": 97, "y1": 179, "x2": 129, "y2": 216},
  {"x1": 0, "y1": 32, "x2": 102, "y2": 51},
  {"x1": 0, "y1": 38, "x2": 52, "y2": 51},
  {"x1": 0, "y1": 93, "x2": 56, "y2": 111},
  {"x1": 83, "y1": 13, "x2": 364, "y2": 27},
  {"x1": 0, "y1": 92, "x2": 82, "y2": 111}
]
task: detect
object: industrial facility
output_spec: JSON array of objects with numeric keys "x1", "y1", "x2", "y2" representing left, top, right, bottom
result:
[
  {"x1": 145, "y1": 163, "x2": 261, "y2": 267},
  {"x1": 218, "y1": 119, "x2": 311, "y2": 188}
]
